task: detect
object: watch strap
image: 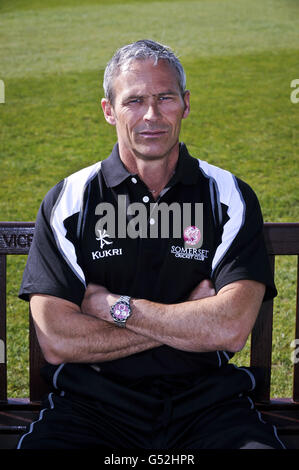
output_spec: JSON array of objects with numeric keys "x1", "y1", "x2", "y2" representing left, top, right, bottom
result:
[{"x1": 118, "y1": 295, "x2": 131, "y2": 304}]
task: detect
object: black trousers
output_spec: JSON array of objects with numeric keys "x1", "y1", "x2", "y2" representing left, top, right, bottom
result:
[{"x1": 17, "y1": 363, "x2": 286, "y2": 449}]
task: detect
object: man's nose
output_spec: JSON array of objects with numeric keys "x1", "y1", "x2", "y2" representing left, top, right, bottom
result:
[{"x1": 143, "y1": 102, "x2": 160, "y2": 122}]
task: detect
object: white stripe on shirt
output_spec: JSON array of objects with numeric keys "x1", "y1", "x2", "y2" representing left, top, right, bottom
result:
[
  {"x1": 197, "y1": 159, "x2": 246, "y2": 273},
  {"x1": 50, "y1": 161, "x2": 102, "y2": 286}
]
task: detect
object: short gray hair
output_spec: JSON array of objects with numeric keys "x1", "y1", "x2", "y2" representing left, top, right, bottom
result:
[{"x1": 103, "y1": 39, "x2": 186, "y2": 104}]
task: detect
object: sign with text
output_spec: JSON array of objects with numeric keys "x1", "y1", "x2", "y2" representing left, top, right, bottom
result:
[{"x1": 0, "y1": 225, "x2": 35, "y2": 254}]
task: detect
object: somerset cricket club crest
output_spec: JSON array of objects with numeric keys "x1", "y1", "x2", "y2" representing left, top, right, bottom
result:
[
  {"x1": 170, "y1": 224, "x2": 207, "y2": 261},
  {"x1": 183, "y1": 225, "x2": 201, "y2": 247}
]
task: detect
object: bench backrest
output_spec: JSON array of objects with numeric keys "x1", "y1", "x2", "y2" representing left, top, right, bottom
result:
[
  {"x1": 0, "y1": 221, "x2": 299, "y2": 403},
  {"x1": 0, "y1": 222, "x2": 47, "y2": 403},
  {"x1": 250, "y1": 223, "x2": 299, "y2": 402}
]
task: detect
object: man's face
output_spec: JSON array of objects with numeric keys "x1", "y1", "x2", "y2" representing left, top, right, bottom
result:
[{"x1": 102, "y1": 59, "x2": 190, "y2": 162}]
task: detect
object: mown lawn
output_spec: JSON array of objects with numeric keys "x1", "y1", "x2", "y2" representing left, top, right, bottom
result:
[{"x1": 0, "y1": 0, "x2": 298, "y2": 398}]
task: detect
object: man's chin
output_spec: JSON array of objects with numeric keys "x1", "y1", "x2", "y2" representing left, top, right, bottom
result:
[{"x1": 133, "y1": 142, "x2": 178, "y2": 161}]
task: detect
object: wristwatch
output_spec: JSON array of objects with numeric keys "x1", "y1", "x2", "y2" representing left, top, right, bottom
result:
[{"x1": 110, "y1": 295, "x2": 132, "y2": 327}]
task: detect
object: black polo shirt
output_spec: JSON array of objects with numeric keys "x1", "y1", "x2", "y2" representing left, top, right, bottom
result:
[{"x1": 19, "y1": 143, "x2": 276, "y2": 378}]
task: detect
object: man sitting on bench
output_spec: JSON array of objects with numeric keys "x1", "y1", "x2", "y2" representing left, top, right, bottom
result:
[{"x1": 17, "y1": 39, "x2": 286, "y2": 450}]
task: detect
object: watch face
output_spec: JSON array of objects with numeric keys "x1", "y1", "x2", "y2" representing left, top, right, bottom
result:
[{"x1": 113, "y1": 302, "x2": 130, "y2": 321}]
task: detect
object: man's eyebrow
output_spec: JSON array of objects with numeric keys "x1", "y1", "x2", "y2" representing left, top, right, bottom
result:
[
  {"x1": 122, "y1": 93, "x2": 144, "y2": 102},
  {"x1": 156, "y1": 90, "x2": 178, "y2": 96},
  {"x1": 122, "y1": 90, "x2": 179, "y2": 102}
]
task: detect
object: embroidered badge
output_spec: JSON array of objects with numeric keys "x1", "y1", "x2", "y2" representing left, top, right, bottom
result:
[{"x1": 183, "y1": 225, "x2": 201, "y2": 246}]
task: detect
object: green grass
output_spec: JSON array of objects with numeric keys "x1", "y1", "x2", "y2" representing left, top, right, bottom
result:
[{"x1": 0, "y1": 0, "x2": 298, "y2": 398}]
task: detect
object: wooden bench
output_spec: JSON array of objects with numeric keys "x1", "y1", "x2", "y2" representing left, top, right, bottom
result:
[{"x1": 0, "y1": 221, "x2": 299, "y2": 449}]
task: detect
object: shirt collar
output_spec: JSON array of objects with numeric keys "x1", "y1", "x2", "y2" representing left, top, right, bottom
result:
[
  {"x1": 169, "y1": 142, "x2": 199, "y2": 186},
  {"x1": 101, "y1": 142, "x2": 199, "y2": 188}
]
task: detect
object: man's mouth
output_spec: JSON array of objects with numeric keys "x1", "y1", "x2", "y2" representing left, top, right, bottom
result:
[{"x1": 139, "y1": 130, "x2": 167, "y2": 138}]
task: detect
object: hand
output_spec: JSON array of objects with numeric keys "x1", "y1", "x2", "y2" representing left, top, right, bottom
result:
[
  {"x1": 187, "y1": 279, "x2": 216, "y2": 301},
  {"x1": 81, "y1": 283, "x2": 118, "y2": 322}
]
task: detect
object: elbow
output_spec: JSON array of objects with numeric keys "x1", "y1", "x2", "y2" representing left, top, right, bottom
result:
[
  {"x1": 31, "y1": 319, "x2": 66, "y2": 365},
  {"x1": 39, "y1": 339, "x2": 65, "y2": 365},
  {"x1": 43, "y1": 348, "x2": 64, "y2": 366},
  {"x1": 226, "y1": 338, "x2": 247, "y2": 354},
  {"x1": 44, "y1": 351, "x2": 64, "y2": 366},
  {"x1": 225, "y1": 328, "x2": 249, "y2": 353}
]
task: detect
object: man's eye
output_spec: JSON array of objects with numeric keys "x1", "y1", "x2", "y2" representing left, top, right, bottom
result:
[{"x1": 128, "y1": 99, "x2": 141, "y2": 104}]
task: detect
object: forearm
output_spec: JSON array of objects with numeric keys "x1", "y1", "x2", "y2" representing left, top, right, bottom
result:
[
  {"x1": 51, "y1": 316, "x2": 160, "y2": 364},
  {"x1": 124, "y1": 280, "x2": 265, "y2": 353},
  {"x1": 125, "y1": 280, "x2": 265, "y2": 353},
  {"x1": 127, "y1": 296, "x2": 233, "y2": 352},
  {"x1": 30, "y1": 295, "x2": 160, "y2": 365}
]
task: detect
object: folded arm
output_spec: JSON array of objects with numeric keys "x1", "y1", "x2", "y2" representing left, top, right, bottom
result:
[
  {"x1": 83, "y1": 279, "x2": 265, "y2": 354},
  {"x1": 30, "y1": 279, "x2": 264, "y2": 365},
  {"x1": 127, "y1": 280, "x2": 265, "y2": 353},
  {"x1": 30, "y1": 294, "x2": 160, "y2": 365},
  {"x1": 29, "y1": 279, "x2": 215, "y2": 365}
]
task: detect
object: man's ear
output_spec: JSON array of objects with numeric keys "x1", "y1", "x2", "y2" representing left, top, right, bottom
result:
[
  {"x1": 182, "y1": 90, "x2": 190, "y2": 119},
  {"x1": 101, "y1": 98, "x2": 116, "y2": 126}
]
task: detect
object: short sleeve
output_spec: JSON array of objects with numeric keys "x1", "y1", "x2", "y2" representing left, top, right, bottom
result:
[
  {"x1": 211, "y1": 178, "x2": 277, "y2": 302},
  {"x1": 19, "y1": 182, "x2": 86, "y2": 306}
]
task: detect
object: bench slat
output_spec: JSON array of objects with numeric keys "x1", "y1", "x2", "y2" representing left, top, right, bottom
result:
[
  {"x1": 0, "y1": 222, "x2": 35, "y2": 255},
  {"x1": 0, "y1": 255, "x2": 7, "y2": 402},
  {"x1": 250, "y1": 255, "x2": 275, "y2": 402},
  {"x1": 263, "y1": 223, "x2": 299, "y2": 255},
  {"x1": 293, "y1": 256, "x2": 299, "y2": 402},
  {"x1": 29, "y1": 312, "x2": 47, "y2": 402}
]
